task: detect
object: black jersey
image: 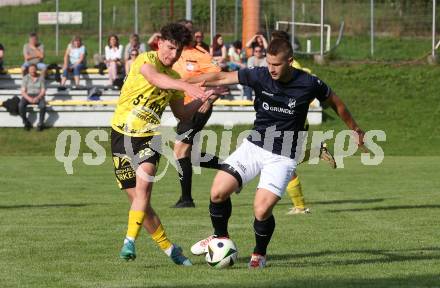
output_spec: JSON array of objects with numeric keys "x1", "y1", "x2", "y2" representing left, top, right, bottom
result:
[{"x1": 238, "y1": 67, "x2": 332, "y2": 159}]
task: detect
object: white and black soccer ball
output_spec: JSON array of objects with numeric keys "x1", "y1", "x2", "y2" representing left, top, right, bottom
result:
[{"x1": 205, "y1": 238, "x2": 238, "y2": 268}]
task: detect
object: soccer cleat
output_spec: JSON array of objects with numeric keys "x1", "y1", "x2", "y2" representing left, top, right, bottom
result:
[
  {"x1": 191, "y1": 235, "x2": 216, "y2": 255},
  {"x1": 248, "y1": 253, "x2": 266, "y2": 269},
  {"x1": 169, "y1": 245, "x2": 192, "y2": 266},
  {"x1": 286, "y1": 207, "x2": 311, "y2": 215},
  {"x1": 171, "y1": 198, "x2": 195, "y2": 208},
  {"x1": 319, "y1": 142, "x2": 337, "y2": 169},
  {"x1": 119, "y1": 239, "x2": 136, "y2": 261}
]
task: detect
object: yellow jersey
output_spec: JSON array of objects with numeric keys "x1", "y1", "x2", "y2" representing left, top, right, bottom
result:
[
  {"x1": 111, "y1": 51, "x2": 184, "y2": 137},
  {"x1": 292, "y1": 59, "x2": 312, "y2": 74}
]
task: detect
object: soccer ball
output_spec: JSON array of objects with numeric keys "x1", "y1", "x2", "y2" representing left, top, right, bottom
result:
[{"x1": 205, "y1": 238, "x2": 238, "y2": 268}]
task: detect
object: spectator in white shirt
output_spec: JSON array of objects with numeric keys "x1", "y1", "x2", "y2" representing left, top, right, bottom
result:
[{"x1": 105, "y1": 34, "x2": 123, "y2": 87}]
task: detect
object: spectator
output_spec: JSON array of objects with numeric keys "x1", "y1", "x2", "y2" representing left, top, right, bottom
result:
[
  {"x1": 125, "y1": 48, "x2": 138, "y2": 75},
  {"x1": 124, "y1": 34, "x2": 146, "y2": 61},
  {"x1": 147, "y1": 32, "x2": 161, "y2": 51},
  {"x1": 245, "y1": 32, "x2": 268, "y2": 54},
  {"x1": 19, "y1": 64, "x2": 46, "y2": 131},
  {"x1": 194, "y1": 30, "x2": 209, "y2": 52},
  {"x1": 178, "y1": 19, "x2": 193, "y2": 31},
  {"x1": 247, "y1": 45, "x2": 267, "y2": 68},
  {"x1": 22, "y1": 32, "x2": 47, "y2": 77},
  {"x1": 244, "y1": 45, "x2": 267, "y2": 100},
  {"x1": 105, "y1": 34, "x2": 123, "y2": 87},
  {"x1": 227, "y1": 40, "x2": 246, "y2": 71},
  {"x1": 60, "y1": 36, "x2": 86, "y2": 89},
  {"x1": 0, "y1": 43, "x2": 4, "y2": 72},
  {"x1": 210, "y1": 34, "x2": 227, "y2": 69}
]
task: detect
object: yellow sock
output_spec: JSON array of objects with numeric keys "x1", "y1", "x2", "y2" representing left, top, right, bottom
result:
[
  {"x1": 126, "y1": 210, "x2": 145, "y2": 240},
  {"x1": 151, "y1": 224, "x2": 173, "y2": 251},
  {"x1": 286, "y1": 177, "x2": 305, "y2": 209}
]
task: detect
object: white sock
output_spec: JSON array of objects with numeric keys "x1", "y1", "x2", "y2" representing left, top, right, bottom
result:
[
  {"x1": 124, "y1": 237, "x2": 135, "y2": 244},
  {"x1": 163, "y1": 245, "x2": 174, "y2": 257}
]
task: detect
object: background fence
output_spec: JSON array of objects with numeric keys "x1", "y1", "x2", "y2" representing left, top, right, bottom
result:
[{"x1": 0, "y1": 0, "x2": 438, "y2": 66}]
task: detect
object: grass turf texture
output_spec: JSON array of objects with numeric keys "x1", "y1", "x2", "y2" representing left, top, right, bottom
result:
[
  {"x1": 0, "y1": 156, "x2": 439, "y2": 287},
  {"x1": 1, "y1": 63, "x2": 439, "y2": 286}
]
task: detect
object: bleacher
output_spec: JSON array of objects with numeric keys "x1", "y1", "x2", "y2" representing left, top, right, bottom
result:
[{"x1": 0, "y1": 69, "x2": 323, "y2": 127}]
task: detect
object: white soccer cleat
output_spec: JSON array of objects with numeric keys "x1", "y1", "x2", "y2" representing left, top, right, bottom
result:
[
  {"x1": 191, "y1": 235, "x2": 216, "y2": 255},
  {"x1": 248, "y1": 253, "x2": 267, "y2": 269},
  {"x1": 286, "y1": 207, "x2": 311, "y2": 215}
]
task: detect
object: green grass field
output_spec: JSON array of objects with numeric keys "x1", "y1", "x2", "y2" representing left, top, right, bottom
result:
[
  {"x1": 1, "y1": 61, "x2": 440, "y2": 287},
  {"x1": 1, "y1": 155, "x2": 439, "y2": 287}
]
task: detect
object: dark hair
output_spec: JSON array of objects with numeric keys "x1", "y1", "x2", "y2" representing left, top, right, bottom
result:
[
  {"x1": 28, "y1": 63, "x2": 37, "y2": 69},
  {"x1": 212, "y1": 34, "x2": 223, "y2": 51},
  {"x1": 177, "y1": 19, "x2": 193, "y2": 26},
  {"x1": 160, "y1": 23, "x2": 192, "y2": 48},
  {"x1": 232, "y1": 40, "x2": 242, "y2": 50},
  {"x1": 267, "y1": 38, "x2": 293, "y2": 59},
  {"x1": 29, "y1": 32, "x2": 38, "y2": 38},
  {"x1": 130, "y1": 48, "x2": 139, "y2": 58},
  {"x1": 271, "y1": 30, "x2": 290, "y2": 42},
  {"x1": 107, "y1": 34, "x2": 119, "y2": 47}
]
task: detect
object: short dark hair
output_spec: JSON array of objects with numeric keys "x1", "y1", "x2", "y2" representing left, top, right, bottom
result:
[
  {"x1": 271, "y1": 30, "x2": 290, "y2": 42},
  {"x1": 160, "y1": 23, "x2": 192, "y2": 48},
  {"x1": 267, "y1": 38, "x2": 293, "y2": 59},
  {"x1": 29, "y1": 32, "x2": 38, "y2": 38}
]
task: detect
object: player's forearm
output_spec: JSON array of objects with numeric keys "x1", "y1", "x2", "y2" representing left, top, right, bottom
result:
[{"x1": 186, "y1": 72, "x2": 230, "y2": 86}]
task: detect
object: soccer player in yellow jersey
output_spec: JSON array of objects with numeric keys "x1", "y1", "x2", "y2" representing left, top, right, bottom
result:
[
  {"x1": 271, "y1": 30, "x2": 336, "y2": 215},
  {"x1": 111, "y1": 23, "x2": 217, "y2": 265}
]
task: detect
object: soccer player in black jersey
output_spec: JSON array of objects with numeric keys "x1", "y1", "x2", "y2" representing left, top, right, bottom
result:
[{"x1": 189, "y1": 38, "x2": 366, "y2": 268}]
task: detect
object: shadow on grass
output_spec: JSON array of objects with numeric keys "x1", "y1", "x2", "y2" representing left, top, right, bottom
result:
[
  {"x1": 329, "y1": 204, "x2": 440, "y2": 213},
  {"x1": 128, "y1": 273, "x2": 440, "y2": 288},
  {"x1": 262, "y1": 247, "x2": 440, "y2": 268},
  {"x1": 310, "y1": 198, "x2": 386, "y2": 205},
  {"x1": 273, "y1": 198, "x2": 386, "y2": 208},
  {"x1": 0, "y1": 203, "x2": 99, "y2": 209}
]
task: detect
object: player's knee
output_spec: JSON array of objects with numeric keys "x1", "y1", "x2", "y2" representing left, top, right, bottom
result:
[
  {"x1": 253, "y1": 204, "x2": 271, "y2": 221},
  {"x1": 210, "y1": 186, "x2": 229, "y2": 203},
  {"x1": 173, "y1": 141, "x2": 191, "y2": 159}
]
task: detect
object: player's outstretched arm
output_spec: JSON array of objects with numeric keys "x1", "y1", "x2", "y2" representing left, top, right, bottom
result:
[
  {"x1": 326, "y1": 92, "x2": 365, "y2": 147},
  {"x1": 140, "y1": 63, "x2": 207, "y2": 101},
  {"x1": 186, "y1": 71, "x2": 239, "y2": 87}
]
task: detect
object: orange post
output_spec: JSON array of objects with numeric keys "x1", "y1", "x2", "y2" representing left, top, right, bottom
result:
[{"x1": 242, "y1": 0, "x2": 260, "y2": 58}]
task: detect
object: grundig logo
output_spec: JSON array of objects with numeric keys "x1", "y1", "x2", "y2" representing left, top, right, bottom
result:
[{"x1": 262, "y1": 102, "x2": 295, "y2": 115}]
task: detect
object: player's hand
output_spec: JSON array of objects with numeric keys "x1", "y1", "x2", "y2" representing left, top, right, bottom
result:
[
  {"x1": 353, "y1": 128, "x2": 367, "y2": 152},
  {"x1": 208, "y1": 85, "x2": 229, "y2": 96},
  {"x1": 183, "y1": 82, "x2": 209, "y2": 101},
  {"x1": 198, "y1": 100, "x2": 211, "y2": 113}
]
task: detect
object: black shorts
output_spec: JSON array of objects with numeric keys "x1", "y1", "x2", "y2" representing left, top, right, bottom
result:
[
  {"x1": 111, "y1": 129, "x2": 161, "y2": 190},
  {"x1": 176, "y1": 107, "x2": 213, "y2": 144}
]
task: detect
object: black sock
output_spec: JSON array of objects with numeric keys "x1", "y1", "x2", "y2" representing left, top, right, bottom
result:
[
  {"x1": 199, "y1": 152, "x2": 222, "y2": 170},
  {"x1": 177, "y1": 157, "x2": 192, "y2": 201},
  {"x1": 209, "y1": 198, "x2": 232, "y2": 237},
  {"x1": 253, "y1": 215, "x2": 275, "y2": 256}
]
